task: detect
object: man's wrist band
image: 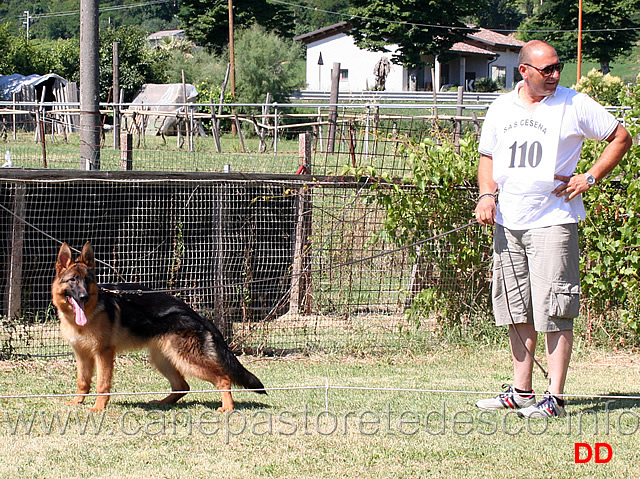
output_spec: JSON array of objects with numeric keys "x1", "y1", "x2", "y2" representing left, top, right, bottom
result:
[{"x1": 477, "y1": 193, "x2": 496, "y2": 202}]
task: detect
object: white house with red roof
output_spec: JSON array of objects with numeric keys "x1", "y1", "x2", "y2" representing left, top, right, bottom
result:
[{"x1": 294, "y1": 22, "x2": 525, "y2": 92}]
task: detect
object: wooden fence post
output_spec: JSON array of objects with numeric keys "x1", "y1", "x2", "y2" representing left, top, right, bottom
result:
[
  {"x1": 455, "y1": 85, "x2": 463, "y2": 153},
  {"x1": 209, "y1": 100, "x2": 222, "y2": 153},
  {"x1": 290, "y1": 133, "x2": 313, "y2": 313},
  {"x1": 233, "y1": 113, "x2": 246, "y2": 153},
  {"x1": 327, "y1": 62, "x2": 340, "y2": 153},
  {"x1": 7, "y1": 185, "x2": 25, "y2": 319},
  {"x1": 11, "y1": 93, "x2": 16, "y2": 140},
  {"x1": 121, "y1": 133, "x2": 133, "y2": 170}
]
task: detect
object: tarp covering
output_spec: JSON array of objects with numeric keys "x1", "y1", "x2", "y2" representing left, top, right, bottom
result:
[
  {"x1": 128, "y1": 83, "x2": 198, "y2": 135},
  {"x1": 0, "y1": 73, "x2": 68, "y2": 101}
]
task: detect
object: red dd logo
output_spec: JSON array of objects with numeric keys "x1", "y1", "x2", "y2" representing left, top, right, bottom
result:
[{"x1": 574, "y1": 443, "x2": 613, "y2": 464}]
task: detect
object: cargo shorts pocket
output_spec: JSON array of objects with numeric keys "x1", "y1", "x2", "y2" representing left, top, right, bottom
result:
[{"x1": 550, "y1": 281, "x2": 581, "y2": 318}]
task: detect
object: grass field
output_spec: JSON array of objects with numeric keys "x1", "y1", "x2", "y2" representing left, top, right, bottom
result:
[
  {"x1": 1, "y1": 344, "x2": 639, "y2": 478},
  {"x1": 2, "y1": 131, "x2": 304, "y2": 173},
  {"x1": 559, "y1": 44, "x2": 640, "y2": 87}
]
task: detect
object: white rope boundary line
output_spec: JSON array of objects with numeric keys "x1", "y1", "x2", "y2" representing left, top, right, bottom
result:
[{"x1": 2, "y1": 384, "x2": 640, "y2": 402}]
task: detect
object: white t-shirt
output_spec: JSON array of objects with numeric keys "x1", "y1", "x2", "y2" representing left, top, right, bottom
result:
[{"x1": 479, "y1": 83, "x2": 619, "y2": 229}]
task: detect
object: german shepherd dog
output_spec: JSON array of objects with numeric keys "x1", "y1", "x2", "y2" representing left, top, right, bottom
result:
[{"x1": 52, "y1": 242, "x2": 266, "y2": 412}]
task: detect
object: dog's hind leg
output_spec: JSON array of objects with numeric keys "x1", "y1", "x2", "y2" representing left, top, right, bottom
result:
[
  {"x1": 148, "y1": 347, "x2": 190, "y2": 405},
  {"x1": 191, "y1": 360, "x2": 234, "y2": 412},
  {"x1": 210, "y1": 373, "x2": 234, "y2": 413}
]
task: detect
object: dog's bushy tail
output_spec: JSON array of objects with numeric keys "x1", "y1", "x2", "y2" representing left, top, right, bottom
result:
[
  {"x1": 230, "y1": 358, "x2": 267, "y2": 394},
  {"x1": 210, "y1": 328, "x2": 266, "y2": 394},
  {"x1": 222, "y1": 349, "x2": 267, "y2": 394}
]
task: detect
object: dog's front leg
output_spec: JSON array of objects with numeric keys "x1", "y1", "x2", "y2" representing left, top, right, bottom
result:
[
  {"x1": 68, "y1": 351, "x2": 95, "y2": 406},
  {"x1": 91, "y1": 347, "x2": 116, "y2": 411}
]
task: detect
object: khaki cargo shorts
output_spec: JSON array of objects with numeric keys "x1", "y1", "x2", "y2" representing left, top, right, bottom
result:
[{"x1": 492, "y1": 223, "x2": 580, "y2": 333}]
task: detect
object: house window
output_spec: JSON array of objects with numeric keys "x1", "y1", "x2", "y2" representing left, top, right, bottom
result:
[
  {"x1": 514, "y1": 67, "x2": 522, "y2": 83},
  {"x1": 340, "y1": 69, "x2": 349, "y2": 81},
  {"x1": 491, "y1": 66, "x2": 506, "y2": 88}
]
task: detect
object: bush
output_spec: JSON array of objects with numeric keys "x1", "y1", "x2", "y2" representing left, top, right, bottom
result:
[
  {"x1": 577, "y1": 73, "x2": 640, "y2": 346},
  {"x1": 348, "y1": 80, "x2": 640, "y2": 346},
  {"x1": 344, "y1": 131, "x2": 492, "y2": 330},
  {"x1": 472, "y1": 77, "x2": 499, "y2": 92},
  {"x1": 572, "y1": 68, "x2": 625, "y2": 106},
  {"x1": 0, "y1": 23, "x2": 48, "y2": 75},
  {"x1": 232, "y1": 24, "x2": 305, "y2": 104}
]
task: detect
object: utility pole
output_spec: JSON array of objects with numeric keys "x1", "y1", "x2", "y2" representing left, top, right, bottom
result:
[
  {"x1": 577, "y1": 0, "x2": 583, "y2": 82},
  {"x1": 113, "y1": 42, "x2": 120, "y2": 150},
  {"x1": 22, "y1": 11, "x2": 31, "y2": 42},
  {"x1": 228, "y1": 0, "x2": 237, "y2": 134},
  {"x1": 79, "y1": 0, "x2": 101, "y2": 170},
  {"x1": 228, "y1": 0, "x2": 236, "y2": 100}
]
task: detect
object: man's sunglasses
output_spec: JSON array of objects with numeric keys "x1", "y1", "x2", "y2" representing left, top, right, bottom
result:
[{"x1": 523, "y1": 62, "x2": 564, "y2": 77}]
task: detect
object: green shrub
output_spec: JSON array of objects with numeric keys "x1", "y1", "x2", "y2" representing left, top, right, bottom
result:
[
  {"x1": 347, "y1": 80, "x2": 640, "y2": 346},
  {"x1": 344, "y1": 131, "x2": 492, "y2": 330},
  {"x1": 577, "y1": 74, "x2": 640, "y2": 345},
  {"x1": 473, "y1": 77, "x2": 499, "y2": 92},
  {"x1": 572, "y1": 68, "x2": 625, "y2": 106}
]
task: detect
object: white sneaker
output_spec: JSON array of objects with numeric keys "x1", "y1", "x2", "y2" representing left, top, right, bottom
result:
[
  {"x1": 476, "y1": 384, "x2": 536, "y2": 410},
  {"x1": 517, "y1": 391, "x2": 566, "y2": 418}
]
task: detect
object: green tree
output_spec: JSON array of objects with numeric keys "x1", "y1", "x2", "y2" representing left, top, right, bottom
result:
[
  {"x1": 43, "y1": 38, "x2": 80, "y2": 80},
  {"x1": 520, "y1": 0, "x2": 640, "y2": 74},
  {"x1": 290, "y1": 0, "x2": 352, "y2": 36},
  {"x1": 99, "y1": 26, "x2": 170, "y2": 101},
  {"x1": 0, "y1": 25, "x2": 169, "y2": 101},
  {"x1": 343, "y1": 131, "x2": 491, "y2": 328},
  {"x1": 577, "y1": 82, "x2": 640, "y2": 343},
  {"x1": 178, "y1": 0, "x2": 296, "y2": 53},
  {"x1": 166, "y1": 49, "x2": 228, "y2": 87},
  {"x1": 30, "y1": 0, "x2": 80, "y2": 40},
  {"x1": 473, "y1": 0, "x2": 524, "y2": 31},
  {"x1": 233, "y1": 24, "x2": 305, "y2": 104},
  {"x1": 11, "y1": 0, "x2": 180, "y2": 41},
  {"x1": 0, "y1": 24, "x2": 14, "y2": 74},
  {"x1": 347, "y1": 0, "x2": 482, "y2": 68},
  {"x1": 97, "y1": 0, "x2": 180, "y2": 33},
  {"x1": 0, "y1": 23, "x2": 48, "y2": 75}
]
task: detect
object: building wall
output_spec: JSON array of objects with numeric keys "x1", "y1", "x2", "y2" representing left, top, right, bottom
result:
[
  {"x1": 304, "y1": 33, "x2": 405, "y2": 91},
  {"x1": 303, "y1": 33, "x2": 521, "y2": 92},
  {"x1": 462, "y1": 56, "x2": 491, "y2": 89},
  {"x1": 491, "y1": 49, "x2": 521, "y2": 89}
]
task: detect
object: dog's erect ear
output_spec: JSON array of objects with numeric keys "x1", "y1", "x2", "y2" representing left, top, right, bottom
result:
[
  {"x1": 56, "y1": 243, "x2": 73, "y2": 274},
  {"x1": 80, "y1": 242, "x2": 95, "y2": 269}
]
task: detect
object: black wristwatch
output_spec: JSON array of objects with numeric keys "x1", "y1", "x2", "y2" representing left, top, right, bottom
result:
[{"x1": 585, "y1": 172, "x2": 596, "y2": 186}]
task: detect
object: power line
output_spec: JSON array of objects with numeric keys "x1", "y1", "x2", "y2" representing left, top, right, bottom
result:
[
  {"x1": 21, "y1": 0, "x2": 175, "y2": 21},
  {"x1": 270, "y1": 0, "x2": 640, "y2": 34}
]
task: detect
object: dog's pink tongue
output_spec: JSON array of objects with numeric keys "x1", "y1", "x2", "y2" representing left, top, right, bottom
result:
[{"x1": 69, "y1": 297, "x2": 87, "y2": 326}]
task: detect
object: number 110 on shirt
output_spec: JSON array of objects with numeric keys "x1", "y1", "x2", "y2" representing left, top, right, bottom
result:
[{"x1": 509, "y1": 140, "x2": 543, "y2": 168}]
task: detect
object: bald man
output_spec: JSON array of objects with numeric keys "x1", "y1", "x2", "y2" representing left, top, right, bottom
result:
[{"x1": 474, "y1": 40, "x2": 631, "y2": 418}]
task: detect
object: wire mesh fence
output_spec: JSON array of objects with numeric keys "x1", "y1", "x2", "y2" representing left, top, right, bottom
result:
[
  {"x1": 0, "y1": 100, "x2": 484, "y2": 173},
  {"x1": 0, "y1": 102, "x2": 490, "y2": 359}
]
